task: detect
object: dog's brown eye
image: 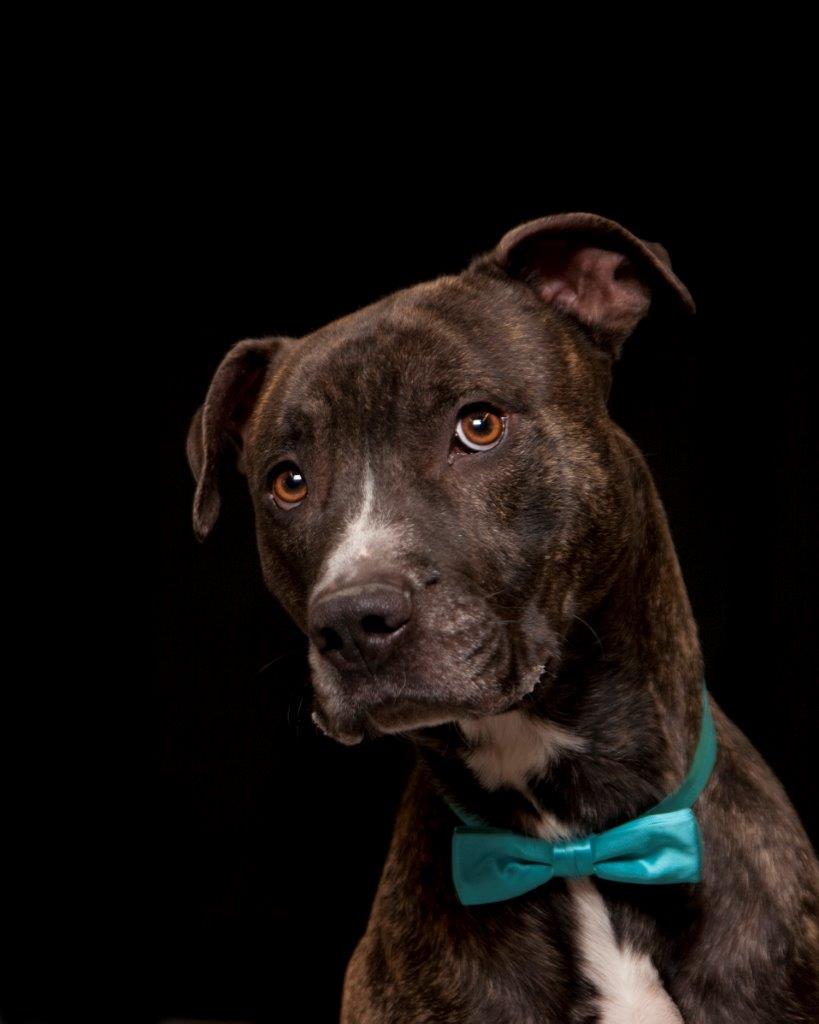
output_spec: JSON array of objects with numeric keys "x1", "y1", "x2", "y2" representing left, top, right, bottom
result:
[
  {"x1": 270, "y1": 464, "x2": 308, "y2": 508},
  {"x1": 455, "y1": 406, "x2": 505, "y2": 452}
]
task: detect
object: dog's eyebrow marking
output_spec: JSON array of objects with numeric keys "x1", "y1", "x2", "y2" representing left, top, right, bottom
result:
[
  {"x1": 568, "y1": 878, "x2": 684, "y2": 1023},
  {"x1": 273, "y1": 407, "x2": 315, "y2": 449},
  {"x1": 313, "y1": 464, "x2": 408, "y2": 595}
]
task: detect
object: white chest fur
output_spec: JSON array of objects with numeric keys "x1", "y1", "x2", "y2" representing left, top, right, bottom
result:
[
  {"x1": 458, "y1": 709, "x2": 586, "y2": 793},
  {"x1": 569, "y1": 878, "x2": 683, "y2": 1022},
  {"x1": 458, "y1": 709, "x2": 682, "y2": 1021}
]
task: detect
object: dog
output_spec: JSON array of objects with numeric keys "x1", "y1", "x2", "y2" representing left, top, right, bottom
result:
[{"x1": 187, "y1": 213, "x2": 819, "y2": 1022}]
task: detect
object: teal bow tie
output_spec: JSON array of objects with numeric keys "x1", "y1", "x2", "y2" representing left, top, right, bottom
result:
[{"x1": 450, "y1": 683, "x2": 716, "y2": 906}]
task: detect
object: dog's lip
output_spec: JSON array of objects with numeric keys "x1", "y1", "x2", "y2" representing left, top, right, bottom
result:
[
  {"x1": 312, "y1": 685, "x2": 543, "y2": 745},
  {"x1": 365, "y1": 699, "x2": 460, "y2": 734},
  {"x1": 309, "y1": 652, "x2": 553, "y2": 745},
  {"x1": 311, "y1": 709, "x2": 365, "y2": 746},
  {"x1": 311, "y1": 694, "x2": 461, "y2": 745}
]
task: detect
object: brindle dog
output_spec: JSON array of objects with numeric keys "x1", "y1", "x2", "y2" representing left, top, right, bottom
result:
[{"x1": 187, "y1": 213, "x2": 819, "y2": 1022}]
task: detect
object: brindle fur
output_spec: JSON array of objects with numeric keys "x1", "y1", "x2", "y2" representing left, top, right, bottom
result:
[{"x1": 188, "y1": 215, "x2": 819, "y2": 1022}]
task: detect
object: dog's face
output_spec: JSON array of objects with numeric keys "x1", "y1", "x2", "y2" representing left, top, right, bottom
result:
[{"x1": 188, "y1": 214, "x2": 692, "y2": 744}]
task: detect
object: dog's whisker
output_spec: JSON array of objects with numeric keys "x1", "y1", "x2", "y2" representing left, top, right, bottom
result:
[
  {"x1": 257, "y1": 651, "x2": 298, "y2": 675},
  {"x1": 570, "y1": 614, "x2": 605, "y2": 655}
]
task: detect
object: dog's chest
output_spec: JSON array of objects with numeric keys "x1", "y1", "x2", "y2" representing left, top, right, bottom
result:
[
  {"x1": 567, "y1": 879, "x2": 683, "y2": 1023},
  {"x1": 457, "y1": 711, "x2": 683, "y2": 1022}
]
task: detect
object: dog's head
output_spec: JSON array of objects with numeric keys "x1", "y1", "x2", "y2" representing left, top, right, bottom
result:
[{"x1": 187, "y1": 213, "x2": 693, "y2": 744}]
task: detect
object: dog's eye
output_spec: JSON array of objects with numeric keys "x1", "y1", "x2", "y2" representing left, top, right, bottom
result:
[
  {"x1": 454, "y1": 405, "x2": 506, "y2": 452},
  {"x1": 269, "y1": 463, "x2": 308, "y2": 508}
]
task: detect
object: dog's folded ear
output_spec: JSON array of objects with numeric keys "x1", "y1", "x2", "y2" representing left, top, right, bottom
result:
[
  {"x1": 493, "y1": 212, "x2": 695, "y2": 356},
  {"x1": 186, "y1": 336, "x2": 286, "y2": 541}
]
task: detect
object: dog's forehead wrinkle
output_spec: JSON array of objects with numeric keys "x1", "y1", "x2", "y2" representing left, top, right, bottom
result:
[
  {"x1": 282, "y1": 272, "x2": 554, "y2": 405},
  {"x1": 250, "y1": 295, "x2": 568, "y2": 481}
]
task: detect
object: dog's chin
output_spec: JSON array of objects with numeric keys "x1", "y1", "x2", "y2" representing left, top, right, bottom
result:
[
  {"x1": 310, "y1": 658, "x2": 550, "y2": 746},
  {"x1": 311, "y1": 698, "x2": 460, "y2": 746},
  {"x1": 310, "y1": 709, "x2": 366, "y2": 746}
]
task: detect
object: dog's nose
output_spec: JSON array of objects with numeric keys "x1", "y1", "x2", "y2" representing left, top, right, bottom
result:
[{"x1": 308, "y1": 576, "x2": 413, "y2": 671}]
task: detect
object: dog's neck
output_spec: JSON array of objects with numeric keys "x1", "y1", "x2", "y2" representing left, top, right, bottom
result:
[{"x1": 416, "y1": 449, "x2": 705, "y2": 838}]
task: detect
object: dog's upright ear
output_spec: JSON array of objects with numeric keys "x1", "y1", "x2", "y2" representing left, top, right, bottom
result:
[
  {"x1": 186, "y1": 336, "x2": 285, "y2": 541},
  {"x1": 492, "y1": 212, "x2": 695, "y2": 357}
]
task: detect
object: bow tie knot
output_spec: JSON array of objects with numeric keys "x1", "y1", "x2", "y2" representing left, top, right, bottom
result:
[{"x1": 552, "y1": 836, "x2": 595, "y2": 877}]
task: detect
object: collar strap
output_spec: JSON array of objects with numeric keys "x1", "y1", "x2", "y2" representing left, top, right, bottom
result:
[{"x1": 643, "y1": 682, "x2": 716, "y2": 817}]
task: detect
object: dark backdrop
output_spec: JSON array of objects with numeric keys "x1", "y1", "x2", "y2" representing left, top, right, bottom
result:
[{"x1": 8, "y1": 154, "x2": 816, "y2": 1024}]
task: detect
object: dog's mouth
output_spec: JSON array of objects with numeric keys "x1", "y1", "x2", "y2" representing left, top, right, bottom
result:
[
  {"x1": 309, "y1": 657, "x2": 551, "y2": 746},
  {"x1": 311, "y1": 697, "x2": 462, "y2": 746}
]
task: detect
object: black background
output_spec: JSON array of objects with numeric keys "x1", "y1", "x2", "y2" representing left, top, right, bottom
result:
[{"x1": 6, "y1": 128, "x2": 817, "y2": 1023}]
